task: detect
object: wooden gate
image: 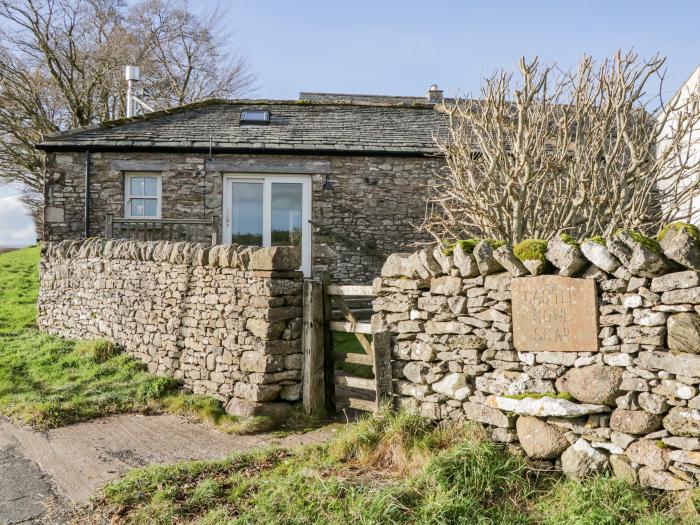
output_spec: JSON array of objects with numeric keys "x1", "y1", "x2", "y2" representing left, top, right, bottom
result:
[{"x1": 302, "y1": 275, "x2": 392, "y2": 416}]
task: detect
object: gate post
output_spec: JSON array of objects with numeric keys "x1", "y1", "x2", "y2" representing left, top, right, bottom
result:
[
  {"x1": 372, "y1": 331, "x2": 393, "y2": 410},
  {"x1": 320, "y1": 272, "x2": 335, "y2": 412},
  {"x1": 302, "y1": 278, "x2": 325, "y2": 416}
]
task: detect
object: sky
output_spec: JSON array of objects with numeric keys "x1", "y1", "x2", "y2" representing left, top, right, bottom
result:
[{"x1": 2, "y1": 0, "x2": 700, "y2": 246}]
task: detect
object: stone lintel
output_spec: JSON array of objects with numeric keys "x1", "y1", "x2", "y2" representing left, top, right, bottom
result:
[{"x1": 208, "y1": 158, "x2": 331, "y2": 174}]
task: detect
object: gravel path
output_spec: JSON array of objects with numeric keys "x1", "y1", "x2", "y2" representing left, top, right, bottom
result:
[{"x1": 0, "y1": 414, "x2": 339, "y2": 524}]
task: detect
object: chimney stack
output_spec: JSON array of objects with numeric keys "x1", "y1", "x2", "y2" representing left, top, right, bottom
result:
[
  {"x1": 427, "y1": 84, "x2": 443, "y2": 104},
  {"x1": 125, "y1": 65, "x2": 140, "y2": 118}
]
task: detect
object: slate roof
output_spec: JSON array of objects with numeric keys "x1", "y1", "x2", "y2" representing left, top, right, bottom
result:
[{"x1": 37, "y1": 99, "x2": 448, "y2": 156}]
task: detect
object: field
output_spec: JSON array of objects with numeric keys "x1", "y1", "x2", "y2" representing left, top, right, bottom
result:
[{"x1": 0, "y1": 247, "x2": 269, "y2": 432}]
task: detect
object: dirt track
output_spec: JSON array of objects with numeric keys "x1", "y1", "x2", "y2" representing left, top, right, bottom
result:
[{"x1": 0, "y1": 414, "x2": 339, "y2": 523}]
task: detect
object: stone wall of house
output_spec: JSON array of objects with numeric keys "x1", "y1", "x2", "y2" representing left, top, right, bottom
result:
[
  {"x1": 43, "y1": 151, "x2": 438, "y2": 283},
  {"x1": 37, "y1": 239, "x2": 303, "y2": 417},
  {"x1": 371, "y1": 228, "x2": 700, "y2": 490}
]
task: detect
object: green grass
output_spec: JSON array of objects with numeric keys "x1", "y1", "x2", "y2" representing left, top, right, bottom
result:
[
  {"x1": 333, "y1": 332, "x2": 374, "y2": 378},
  {"x1": 0, "y1": 246, "x2": 40, "y2": 335},
  {"x1": 83, "y1": 408, "x2": 700, "y2": 525},
  {"x1": 0, "y1": 247, "x2": 273, "y2": 432}
]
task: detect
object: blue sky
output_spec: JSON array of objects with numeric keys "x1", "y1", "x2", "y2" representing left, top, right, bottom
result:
[{"x1": 2, "y1": 0, "x2": 699, "y2": 246}]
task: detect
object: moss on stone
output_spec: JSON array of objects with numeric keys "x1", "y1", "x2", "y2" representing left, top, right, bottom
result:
[
  {"x1": 616, "y1": 229, "x2": 662, "y2": 255},
  {"x1": 657, "y1": 222, "x2": 700, "y2": 245},
  {"x1": 558, "y1": 233, "x2": 580, "y2": 249},
  {"x1": 513, "y1": 239, "x2": 548, "y2": 262},
  {"x1": 583, "y1": 236, "x2": 607, "y2": 246},
  {"x1": 503, "y1": 391, "x2": 575, "y2": 402},
  {"x1": 484, "y1": 239, "x2": 505, "y2": 250},
  {"x1": 442, "y1": 238, "x2": 499, "y2": 256}
]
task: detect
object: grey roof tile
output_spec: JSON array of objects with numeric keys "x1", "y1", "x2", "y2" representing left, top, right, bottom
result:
[{"x1": 37, "y1": 99, "x2": 447, "y2": 155}]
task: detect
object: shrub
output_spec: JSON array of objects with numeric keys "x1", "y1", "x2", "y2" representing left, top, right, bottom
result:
[{"x1": 513, "y1": 239, "x2": 548, "y2": 261}]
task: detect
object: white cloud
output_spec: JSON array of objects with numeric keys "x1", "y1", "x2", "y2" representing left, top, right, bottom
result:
[{"x1": 0, "y1": 188, "x2": 36, "y2": 247}]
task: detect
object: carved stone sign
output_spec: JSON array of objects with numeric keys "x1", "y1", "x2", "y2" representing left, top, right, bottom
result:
[{"x1": 511, "y1": 275, "x2": 599, "y2": 353}]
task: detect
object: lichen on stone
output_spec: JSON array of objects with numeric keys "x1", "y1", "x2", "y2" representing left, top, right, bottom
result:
[
  {"x1": 513, "y1": 239, "x2": 548, "y2": 262},
  {"x1": 658, "y1": 222, "x2": 700, "y2": 245},
  {"x1": 502, "y1": 391, "x2": 575, "y2": 402}
]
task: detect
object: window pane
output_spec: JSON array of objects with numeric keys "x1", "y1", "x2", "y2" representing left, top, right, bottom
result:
[
  {"x1": 144, "y1": 177, "x2": 158, "y2": 197},
  {"x1": 130, "y1": 177, "x2": 144, "y2": 196},
  {"x1": 271, "y1": 183, "x2": 302, "y2": 246},
  {"x1": 130, "y1": 198, "x2": 145, "y2": 217},
  {"x1": 144, "y1": 199, "x2": 157, "y2": 216},
  {"x1": 232, "y1": 182, "x2": 263, "y2": 245}
]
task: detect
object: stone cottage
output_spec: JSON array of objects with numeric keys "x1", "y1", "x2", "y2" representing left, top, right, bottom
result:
[{"x1": 37, "y1": 90, "x2": 449, "y2": 283}]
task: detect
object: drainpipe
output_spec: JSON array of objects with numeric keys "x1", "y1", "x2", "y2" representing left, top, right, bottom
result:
[{"x1": 84, "y1": 150, "x2": 91, "y2": 238}]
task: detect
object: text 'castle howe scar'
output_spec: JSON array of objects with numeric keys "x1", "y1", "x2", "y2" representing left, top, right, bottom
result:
[{"x1": 511, "y1": 275, "x2": 599, "y2": 353}]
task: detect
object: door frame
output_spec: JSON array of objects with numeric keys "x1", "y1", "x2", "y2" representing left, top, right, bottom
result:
[{"x1": 222, "y1": 173, "x2": 312, "y2": 276}]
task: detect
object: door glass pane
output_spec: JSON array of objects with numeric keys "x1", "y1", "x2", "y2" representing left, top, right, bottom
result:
[
  {"x1": 144, "y1": 177, "x2": 158, "y2": 197},
  {"x1": 232, "y1": 182, "x2": 263, "y2": 245},
  {"x1": 271, "y1": 183, "x2": 303, "y2": 246}
]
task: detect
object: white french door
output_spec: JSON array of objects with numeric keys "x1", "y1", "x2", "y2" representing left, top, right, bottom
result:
[{"x1": 222, "y1": 174, "x2": 312, "y2": 276}]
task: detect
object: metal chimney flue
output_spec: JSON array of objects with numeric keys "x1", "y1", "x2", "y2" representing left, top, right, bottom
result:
[{"x1": 125, "y1": 65, "x2": 140, "y2": 118}]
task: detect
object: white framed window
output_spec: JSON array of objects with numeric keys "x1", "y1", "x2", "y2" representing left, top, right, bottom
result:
[
  {"x1": 124, "y1": 172, "x2": 162, "y2": 218},
  {"x1": 222, "y1": 174, "x2": 312, "y2": 276}
]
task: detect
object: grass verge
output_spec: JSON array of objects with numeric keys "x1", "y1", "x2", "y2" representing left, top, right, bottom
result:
[
  {"x1": 0, "y1": 246, "x2": 293, "y2": 433},
  {"x1": 80, "y1": 408, "x2": 700, "y2": 525}
]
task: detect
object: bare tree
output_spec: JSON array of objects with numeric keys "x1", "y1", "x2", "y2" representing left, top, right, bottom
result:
[
  {"x1": 129, "y1": 0, "x2": 253, "y2": 108},
  {"x1": 424, "y1": 51, "x2": 700, "y2": 244},
  {"x1": 0, "y1": 0, "x2": 254, "y2": 232}
]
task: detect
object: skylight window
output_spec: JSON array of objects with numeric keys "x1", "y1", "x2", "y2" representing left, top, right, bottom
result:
[{"x1": 240, "y1": 110, "x2": 270, "y2": 125}]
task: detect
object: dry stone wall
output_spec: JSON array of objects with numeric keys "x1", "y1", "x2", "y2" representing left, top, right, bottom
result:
[
  {"x1": 372, "y1": 228, "x2": 700, "y2": 490},
  {"x1": 38, "y1": 239, "x2": 303, "y2": 417}
]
